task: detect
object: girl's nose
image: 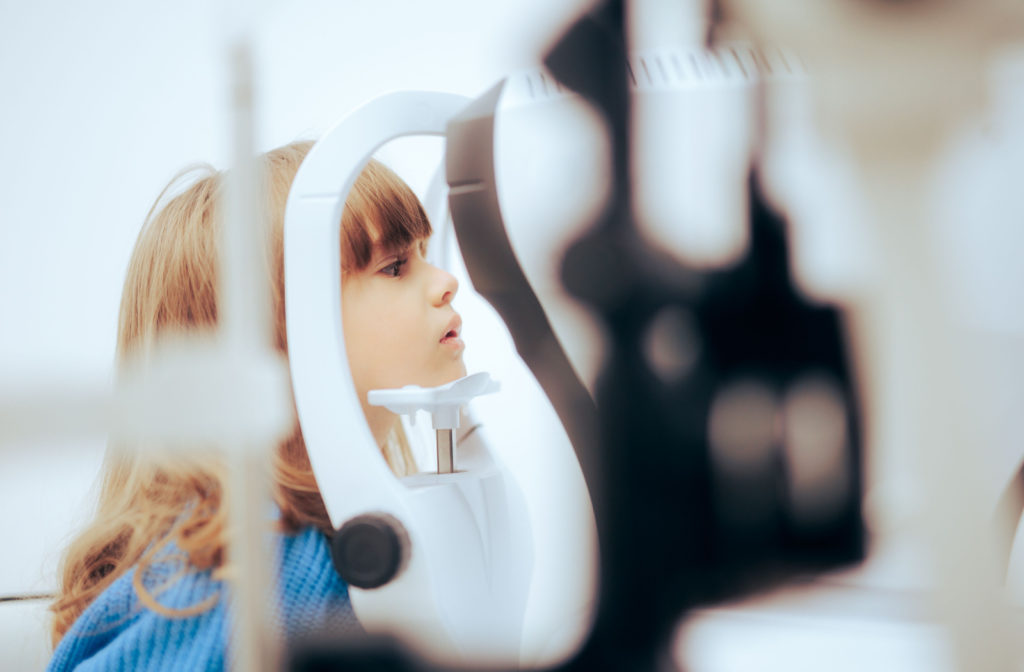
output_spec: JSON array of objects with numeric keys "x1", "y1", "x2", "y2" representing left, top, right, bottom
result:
[{"x1": 431, "y1": 264, "x2": 459, "y2": 307}]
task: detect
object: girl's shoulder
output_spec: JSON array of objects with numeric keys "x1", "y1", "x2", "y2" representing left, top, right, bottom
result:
[
  {"x1": 48, "y1": 526, "x2": 359, "y2": 672},
  {"x1": 47, "y1": 551, "x2": 227, "y2": 671}
]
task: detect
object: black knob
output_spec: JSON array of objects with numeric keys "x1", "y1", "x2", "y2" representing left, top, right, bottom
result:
[{"x1": 330, "y1": 513, "x2": 408, "y2": 590}]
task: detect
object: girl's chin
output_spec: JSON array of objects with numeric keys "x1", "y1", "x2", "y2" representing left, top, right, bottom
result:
[
  {"x1": 435, "y1": 367, "x2": 468, "y2": 387},
  {"x1": 433, "y1": 362, "x2": 468, "y2": 387}
]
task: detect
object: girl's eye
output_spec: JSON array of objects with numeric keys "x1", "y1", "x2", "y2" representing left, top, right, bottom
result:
[{"x1": 380, "y1": 258, "x2": 408, "y2": 278}]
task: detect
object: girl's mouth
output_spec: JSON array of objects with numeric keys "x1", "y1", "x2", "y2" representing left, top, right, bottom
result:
[{"x1": 440, "y1": 315, "x2": 464, "y2": 350}]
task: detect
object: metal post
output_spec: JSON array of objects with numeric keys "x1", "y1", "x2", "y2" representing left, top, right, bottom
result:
[
  {"x1": 437, "y1": 428, "x2": 455, "y2": 473},
  {"x1": 223, "y1": 39, "x2": 279, "y2": 672}
]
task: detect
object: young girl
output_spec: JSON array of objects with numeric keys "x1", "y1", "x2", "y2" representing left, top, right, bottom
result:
[{"x1": 47, "y1": 140, "x2": 466, "y2": 670}]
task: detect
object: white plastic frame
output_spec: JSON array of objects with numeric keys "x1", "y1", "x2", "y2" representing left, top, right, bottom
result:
[
  {"x1": 284, "y1": 91, "x2": 533, "y2": 665},
  {"x1": 284, "y1": 91, "x2": 470, "y2": 526}
]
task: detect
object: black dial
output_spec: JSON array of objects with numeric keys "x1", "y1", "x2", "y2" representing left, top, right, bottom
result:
[{"x1": 330, "y1": 513, "x2": 408, "y2": 590}]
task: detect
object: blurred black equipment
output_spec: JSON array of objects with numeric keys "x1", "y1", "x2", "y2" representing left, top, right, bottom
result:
[{"x1": 290, "y1": 1, "x2": 864, "y2": 669}]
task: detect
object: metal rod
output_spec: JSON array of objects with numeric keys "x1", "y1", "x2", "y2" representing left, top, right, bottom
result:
[
  {"x1": 437, "y1": 428, "x2": 455, "y2": 473},
  {"x1": 224, "y1": 39, "x2": 278, "y2": 672},
  {"x1": 228, "y1": 444, "x2": 277, "y2": 672}
]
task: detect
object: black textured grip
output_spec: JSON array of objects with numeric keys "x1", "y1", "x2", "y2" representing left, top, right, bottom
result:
[{"x1": 330, "y1": 513, "x2": 408, "y2": 590}]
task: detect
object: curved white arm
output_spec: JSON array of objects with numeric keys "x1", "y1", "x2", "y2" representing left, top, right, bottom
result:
[
  {"x1": 284, "y1": 91, "x2": 533, "y2": 665},
  {"x1": 284, "y1": 91, "x2": 470, "y2": 527}
]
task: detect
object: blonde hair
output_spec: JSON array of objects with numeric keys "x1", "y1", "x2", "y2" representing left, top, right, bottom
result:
[{"x1": 50, "y1": 143, "x2": 431, "y2": 645}]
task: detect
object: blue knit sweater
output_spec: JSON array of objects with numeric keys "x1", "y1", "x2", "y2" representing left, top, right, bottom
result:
[{"x1": 47, "y1": 526, "x2": 360, "y2": 671}]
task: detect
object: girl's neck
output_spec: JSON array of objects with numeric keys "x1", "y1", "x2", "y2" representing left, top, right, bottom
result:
[{"x1": 363, "y1": 404, "x2": 399, "y2": 448}]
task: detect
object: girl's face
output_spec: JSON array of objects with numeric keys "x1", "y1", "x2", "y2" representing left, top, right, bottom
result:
[{"x1": 342, "y1": 237, "x2": 467, "y2": 439}]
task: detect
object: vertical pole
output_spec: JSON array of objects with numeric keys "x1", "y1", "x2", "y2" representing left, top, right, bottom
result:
[
  {"x1": 856, "y1": 163, "x2": 1015, "y2": 672},
  {"x1": 223, "y1": 39, "x2": 279, "y2": 672},
  {"x1": 437, "y1": 428, "x2": 455, "y2": 474}
]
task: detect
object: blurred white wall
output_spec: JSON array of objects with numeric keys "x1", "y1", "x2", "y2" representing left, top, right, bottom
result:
[{"x1": 0, "y1": 0, "x2": 594, "y2": 378}]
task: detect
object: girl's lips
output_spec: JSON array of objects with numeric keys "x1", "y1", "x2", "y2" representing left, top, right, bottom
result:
[
  {"x1": 440, "y1": 335, "x2": 465, "y2": 353},
  {"x1": 440, "y1": 314, "x2": 464, "y2": 353},
  {"x1": 440, "y1": 314, "x2": 462, "y2": 343}
]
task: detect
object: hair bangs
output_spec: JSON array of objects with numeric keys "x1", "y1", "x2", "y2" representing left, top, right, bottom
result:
[{"x1": 341, "y1": 159, "x2": 432, "y2": 271}]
